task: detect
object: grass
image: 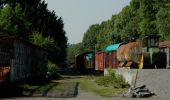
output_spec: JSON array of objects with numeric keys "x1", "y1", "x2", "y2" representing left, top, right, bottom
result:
[
  {"x1": 18, "y1": 75, "x2": 128, "y2": 97},
  {"x1": 78, "y1": 76, "x2": 128, "y2": 97}
]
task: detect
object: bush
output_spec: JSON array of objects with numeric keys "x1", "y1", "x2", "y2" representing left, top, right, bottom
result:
[
  {"x1": 48, "y1": 61, "x2": 61, "y2": 79},
  {"x1": 95, "y1": 69, "x2": 128, "y2": 88},
  {"x1": 114, "y1": 75, "x2": 127, "y2": 88},
  {"x1": 95, "y1": 76, "x2": 113, "y2": 87}
]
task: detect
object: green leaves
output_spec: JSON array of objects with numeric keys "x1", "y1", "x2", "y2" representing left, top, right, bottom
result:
[
  {"x1": 156, "y1": 7, "x2": 170, "y2": 40},
  {"x1": 30, "y1": 31, "x2": 54, "y2": 48},
  {"x1": 73, "y1": 0, "x2": 170, "y2": 56},
  {"x1": 0, "y1": 1, "x2": 68, "y2": 66},
  {"x1": 0, "y1": 4, "x2": 31, "y2": 38}
]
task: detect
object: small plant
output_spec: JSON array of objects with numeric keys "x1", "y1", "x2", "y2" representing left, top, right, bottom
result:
[
  {"x1": 48, "y1": 61, "x2": 61, "y2": 79},
  {"x1": 114, "y1": 75, "x2": 127, "y2": 88}
]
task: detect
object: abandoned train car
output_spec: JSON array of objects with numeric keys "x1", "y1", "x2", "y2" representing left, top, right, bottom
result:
[
  {"x1": 75, "y1": 39, "x2": 170, "y2": 74},
  {"x1": 75, "y1": 52, "x2": 94, "y2": 74},
  {"x1": 0, "y1": 35, "x2": 48, "y2": 85}
]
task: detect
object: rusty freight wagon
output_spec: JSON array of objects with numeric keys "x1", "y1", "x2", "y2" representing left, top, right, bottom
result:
[
  {"x1": 0, "y1": 35, "x2": 48, "y2": 86},
  {"x1": 116, "y1": 41, "x2": 143, "y2": 68},
  {"x1": 105, "y1": 43, "x2": 122, "y2": 69},
  {"x1": 76, "y1": 52, "x2": 94, "y2": 74}
]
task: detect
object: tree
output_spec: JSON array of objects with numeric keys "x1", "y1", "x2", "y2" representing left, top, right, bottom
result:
[
  {"x1": 67, "y1": 43, "x2": 84, "y2": 66},
  {"x1": 82, "y1": 24, "x2": 100, "y2": 52},
  {"x1": 30, "y1": 31, "x2": 55, "y2": 48},
  {"x1": 0, "y1": 0, "x2": 68, "y2": 67},
  {"x1": 156, "y1": 6, "x2": 170, "y2": 40},
  {"x1": 0, "y1": 4, "x2": 30, "y2": 38},
  {"x1": 67, "y1": 0, "x2": 170, "y2": 68}
]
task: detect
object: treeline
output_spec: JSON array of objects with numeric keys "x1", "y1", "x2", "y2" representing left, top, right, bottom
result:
[
  {"x1": 0, "y1": 0, "x2": 67, "y2": 66},
  {"x1": 67, "y1": 0, "x2": 170, "y2": 65}
]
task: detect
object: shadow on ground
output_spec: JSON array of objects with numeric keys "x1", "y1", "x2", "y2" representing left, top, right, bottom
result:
[{"x1": 0, "y1": 81, "x2": 79, "y2": 98}]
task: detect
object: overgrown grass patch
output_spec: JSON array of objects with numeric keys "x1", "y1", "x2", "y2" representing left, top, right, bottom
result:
[
  {"x1": 95, "y1": 73, "x2": 128, "y2": 88},
  {"x1": 79, "y1": 76, "x2": 128, "y2": 97}
]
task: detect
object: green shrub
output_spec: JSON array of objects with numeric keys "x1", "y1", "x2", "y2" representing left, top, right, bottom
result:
[
  {"x1": 114, "y1": 75, "x2": 127, "y2": 88},
  {"x1": 48, "y1": 61, "x2": 61, "y2": 79},
  {"x1": 108, "y1": 68, "x2": 116, "y2": 78},
  {"x1": 95, "y1": 69, "x2": 128, "y2": 88},
  {"x1": 95, "y1": 76, "x2": 112, "y2": 87}
]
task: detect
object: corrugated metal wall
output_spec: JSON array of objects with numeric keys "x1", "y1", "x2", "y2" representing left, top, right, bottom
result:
[{"x1": 10, "y1": 39, "x2": 48, "y2": 82}]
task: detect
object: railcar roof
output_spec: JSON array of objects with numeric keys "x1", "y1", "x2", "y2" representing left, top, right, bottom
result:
[
  {"x1": 159, "y1": 41, "x2": 170, "y2": 48},
  {"x1": 105, "y1": 43, "x2": 124, "y2": 52},
  {"x1": 0, "y1": 34, "x2": 47, "y2": 52}
]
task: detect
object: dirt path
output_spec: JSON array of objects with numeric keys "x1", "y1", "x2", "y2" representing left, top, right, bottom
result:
[
  {"x1": 2, "y1": 75, "x2": 170, "y2": 100},
  {"x1": 3, "y1": 90, "x2": 170, "y2": 100}
]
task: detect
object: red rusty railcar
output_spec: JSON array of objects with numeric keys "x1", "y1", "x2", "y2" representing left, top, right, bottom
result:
[
  {"x1": 105, "y1": 51, "x2": 119, "y2": 69},
  {"x1": 95, "y1": 51, "x2": 106, "y2": 71}
]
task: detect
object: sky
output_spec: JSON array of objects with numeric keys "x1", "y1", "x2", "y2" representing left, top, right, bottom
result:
[{"x1": 45, "y1": 0, "x2": 131, "y2": 44}]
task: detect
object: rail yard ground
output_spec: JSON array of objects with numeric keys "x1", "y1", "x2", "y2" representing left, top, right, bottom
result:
[{"x1": 1, "y1": 75, "x2": 170, "y2": 100}]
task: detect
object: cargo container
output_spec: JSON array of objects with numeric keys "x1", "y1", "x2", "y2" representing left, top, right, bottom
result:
[
  {"x1": 0, "y1": 35, "x2": 48, "y2": 85},
  {"x1": 95, "y1": 51, "x2": 105, "y2": 71}
]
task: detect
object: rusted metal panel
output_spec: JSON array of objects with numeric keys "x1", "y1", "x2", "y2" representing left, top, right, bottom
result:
[
  {"x1": 0, "y1": 67, "x2": 10, "y2": 82},
  {"x1": 95, "y1": 51, "x2": 105, "y2": 71},
  {"x1": 0, "y1": 37, "x2": 13, "y2": 83},
  {"x1": 117, "y1": 42, "x2": 142, "y2": 63},
  {"x1": 105, "y1": 51, "x2": 119, "y2": 69},
  {"x1": 159, "y1": 41, "x2": 170, "y2": 48}
]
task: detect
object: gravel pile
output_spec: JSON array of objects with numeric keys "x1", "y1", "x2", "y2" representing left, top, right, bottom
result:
[{"x1": 122, "y1": 85, "x2": 155, "y2": 98}]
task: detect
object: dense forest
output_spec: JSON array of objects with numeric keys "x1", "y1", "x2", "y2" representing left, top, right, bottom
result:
[
  {"x1": 67, "y1": 0, "x2": 170, "y2": 65},
  {"x1": 0, "y1": 0, "x2": 67, "y2": 67}
]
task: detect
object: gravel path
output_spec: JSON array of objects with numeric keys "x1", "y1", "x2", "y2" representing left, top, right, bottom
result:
[
  {"x1": 2, "y1": 75, "x2": 170, "y2": 100},
  {"x1": 2, "y1": 89, "x2": 170, "y2": 100}
]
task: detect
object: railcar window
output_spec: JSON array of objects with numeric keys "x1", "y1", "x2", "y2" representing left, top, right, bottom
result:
[
  {"x1": 150, "y1": 39, "x2": 155, "y2": 47},
  {"x1": 160, "y1": 48, "x2": 165, "y2": 52}
]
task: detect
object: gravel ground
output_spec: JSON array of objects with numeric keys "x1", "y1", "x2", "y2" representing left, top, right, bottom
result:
[
  {"x1": 135, "y1": 69, "x2": 170, "y2": 98},
  {"x1": 2, "y1": 73, "x2": 170, "y2": 100},
  {"x1": 2, "y1": 89, "x2": 170, "y2": 100}
]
